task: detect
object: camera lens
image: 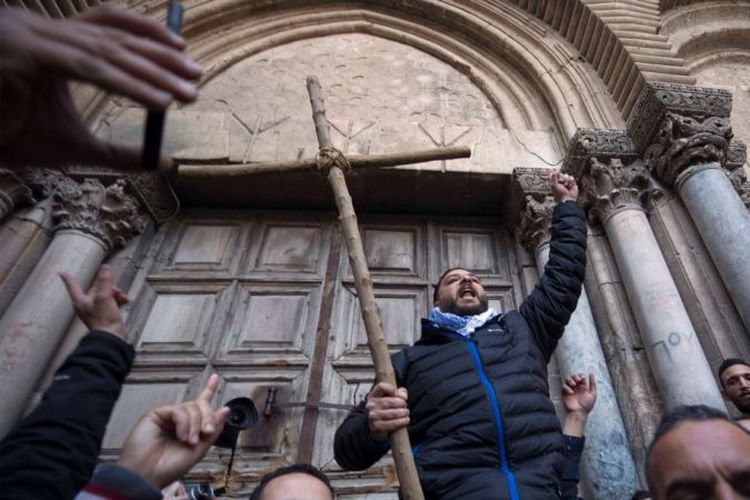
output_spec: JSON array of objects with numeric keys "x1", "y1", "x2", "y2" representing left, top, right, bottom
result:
[{"x1": 224, "y1": 397, "x2": 258, "y2": 431}]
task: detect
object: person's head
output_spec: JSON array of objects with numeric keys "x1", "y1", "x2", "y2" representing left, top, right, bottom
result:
[
  {"x1": 433, "y1": 267, "x2": 489, "y2": 316},
  {"x1": 646, "y1": 405, "x2": 750, "y2": 500},
  {"x1": 718, "y1": 358, "x2": 750, "y2": 414},
  {"x1": 249, "y1": 464, "x2": 334, "y2": 500}
]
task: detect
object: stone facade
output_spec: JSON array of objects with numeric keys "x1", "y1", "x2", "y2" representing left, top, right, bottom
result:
[{"x1": 2, "y1": 1, "x2": 750, "y2": 499}]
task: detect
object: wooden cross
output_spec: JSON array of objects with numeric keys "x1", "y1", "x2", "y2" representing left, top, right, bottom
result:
[{"x1": 178, "y1": 77, "x2": 472, "y2": 500}]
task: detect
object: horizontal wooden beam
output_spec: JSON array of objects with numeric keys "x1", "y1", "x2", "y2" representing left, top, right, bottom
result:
[{"x1": 177, "y1": 146, "x2": 472, "y2": 179}]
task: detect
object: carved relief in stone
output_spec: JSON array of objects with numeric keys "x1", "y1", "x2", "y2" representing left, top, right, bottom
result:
[
  {"x1": 0, "y1": 169, "x2": 35, "y2": 216},
  {"x1": 726, "y1": 140, "x2": 750, "y2": 209},
  {"x1": 563, "y1": 129, "x2": 649, "y2": 224},
  {"x1": 52, "y1": 177, "x2": 147, "y2": 251},
  {"x1": 98, "y1": 34, "x2": 561, "y2": 174},
  {"x1": 511, "y1": 167, "x2": 555, "y2": 253},
  {"x1": 18, "y1": 167, "x2": 67, "y2": 200},
  {"x1": 628, "y1": 82, "x2": 735, "y2": 186},
  {"x1": 518, "y1": 195, "x2": 556, "y2": 253}
]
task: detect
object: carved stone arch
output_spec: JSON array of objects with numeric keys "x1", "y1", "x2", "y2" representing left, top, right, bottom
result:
[
  {"x1": 661, "y1": 1, "x2": 750, "y2": 179},
  {"x1": 80, "y1": 0, "x2": 625, "y2": 142},
  {"x1": 511, "y1": 0, "x2": 695, "y2": 118}
]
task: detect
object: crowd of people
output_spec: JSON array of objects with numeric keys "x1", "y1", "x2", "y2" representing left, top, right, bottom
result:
[{"x1": 1, "y1": 4, "x2": 750, "y2": 500}]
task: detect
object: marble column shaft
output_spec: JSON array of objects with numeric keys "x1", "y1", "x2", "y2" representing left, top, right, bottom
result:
[
  {"x1": 0, "y1": 177, "x2": 144, "y2": 438},
  {"x1": 677, "y1": 165, "x2": 750, "y2": 328},
  {"x1": 628, "y1": 82, "x2": 750, "y2": 330},
  {"x1": 536, "y1": 244, "x2": 639, "y2": 499},
  {"x1": 604, "y1": 208, "x2": 723, "y2": 409},
  {"x1": 565, "y1": 129, "x2": 724, "y2": 411}
]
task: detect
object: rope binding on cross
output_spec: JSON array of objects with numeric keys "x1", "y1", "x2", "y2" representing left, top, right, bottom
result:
[{"x1": 315, "y1": 147, "x2": 352, "y2": 177}]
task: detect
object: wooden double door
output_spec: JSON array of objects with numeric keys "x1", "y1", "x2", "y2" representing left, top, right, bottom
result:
[{"x1": 101, "y1": 208, "x2": 522, "y2": 498}]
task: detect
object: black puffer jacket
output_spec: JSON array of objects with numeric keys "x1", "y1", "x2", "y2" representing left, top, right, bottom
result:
[{"x1": 334, "y1": 201, "x2": 587, "y2": 500}]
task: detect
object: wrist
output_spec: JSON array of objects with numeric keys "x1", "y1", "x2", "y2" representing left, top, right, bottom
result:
[
  {"x1": 92, "y1": 323, "x2": 130, "y2": 341},
  {"x1": 563, "y1": 411, "x2": 589, "y2": 437},
  {"x1": 559, "y1": 196, "x2": 577, "y2": 204},
  {"x1": 116, "y1": 458, "x2": 162, "y2": 488}
]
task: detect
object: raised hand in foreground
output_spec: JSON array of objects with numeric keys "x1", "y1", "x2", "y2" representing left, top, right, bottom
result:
[
  {"x1": 0, "y1": 5, "x2": 202, "y2": 171},
  {"x1": 61, "y1": 265, "x2": 131, "y2": 342},
  {"x1": 117, "y1": 374, "x2": 230, "y2": 489}
]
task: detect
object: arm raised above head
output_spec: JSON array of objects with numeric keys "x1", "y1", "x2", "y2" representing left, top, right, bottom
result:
[{"x1": 520, "y1": 171, "x2": 587, "y2": 361}]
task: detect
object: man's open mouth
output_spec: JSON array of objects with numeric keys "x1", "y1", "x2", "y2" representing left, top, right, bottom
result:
[{"x1": 460, "y1": 289, "x2": 476, "y2": 299}]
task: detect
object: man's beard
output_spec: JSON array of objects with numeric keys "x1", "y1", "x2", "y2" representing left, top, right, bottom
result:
[{"x1": 444, "y1": 295, "x2": 489, "y2": 316}]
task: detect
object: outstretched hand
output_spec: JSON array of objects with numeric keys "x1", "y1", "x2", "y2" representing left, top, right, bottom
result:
[
  {"x1": 60, "y1": 265, "x2": 130, "y2": 341},
  {"x1": 0, "y1": 5, "x2": 202, "y2": 171},
  {"x1": 548, "y1": 169, "x2": 579, "y2": 203},
  {"x1": 117, "y1": 374, "x2": 230, "y2": 489}
]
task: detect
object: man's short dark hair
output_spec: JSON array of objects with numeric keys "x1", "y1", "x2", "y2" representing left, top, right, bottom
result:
[
  {"x1": 433, "y1": 267, "x2": 469, "y2": 302},
  {"x1": 718, "y1": 358, "x2": 750, "y2": 386},
  {"x1": 647, "y1": 404, "x2": 730, "y2": 467},
  {"x1": 249, "y1": 463, "x2": 334, "y2": 500}
]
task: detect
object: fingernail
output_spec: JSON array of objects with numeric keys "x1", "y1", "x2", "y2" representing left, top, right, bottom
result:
[
  {"x1": 171, "y1": 32, "x2": 186, "y2": 46},
  {"x1": 206, "y1": 423, "x2": 215, "y2": 433},
  {"x1": 154, "y1": 90, "x2": 172, "y2": 109},
  {"x1": 178, "y1": 80, "x2": 198, "y2": 100},
  {"x1": 185, "y1": 59, "x2": 203, "y2": 75},
  {"x1": 190, "y1": 432, "x2": 199, "y2": 444}
]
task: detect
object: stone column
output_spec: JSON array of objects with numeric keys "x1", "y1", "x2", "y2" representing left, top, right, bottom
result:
[
  {"x1": 0, "y1": 168, "x2": 35, "y2": 221},
  {"x1": 564, "y1": 129, "x2": 724, "y2": 411},
  {"x1": 0, "y1": 176, "x2": 145, "y2": 438},
  {"x1": 629, "y1": 82, "x2": 750, "y2": 330},
  {"x1": 0, "y1": 169, "x2": 67, "y2": 318},
  {"x1": 512, "y1": 168, "x2": 638, "y2": 498}
]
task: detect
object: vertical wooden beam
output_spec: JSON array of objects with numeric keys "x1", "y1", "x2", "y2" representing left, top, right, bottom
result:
[
  {"x1": 297, "y1": 220, "x2": 342, "y2": 464},
  {"x1": 306, "y1": 76, "x2": 424, "y2": 500}
]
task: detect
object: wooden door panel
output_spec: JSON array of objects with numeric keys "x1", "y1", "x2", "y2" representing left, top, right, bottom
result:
[
  {"x1": 102, "y1": 210, "x2": 518, "y2": 498},
  {"x1": 155, "y1": 218, "x2": 248, "y2": 275},
  {"x1": 101, "y1": 375, "x2": 194, "y2": 453},
  {"x1": 219, "y1": 283, "x2": 319, "y2": 366}
]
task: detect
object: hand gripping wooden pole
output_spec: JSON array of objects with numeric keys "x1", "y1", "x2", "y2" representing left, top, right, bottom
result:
[{"x1": 306, "y1": 76, "x2": 425, "y2": 500}]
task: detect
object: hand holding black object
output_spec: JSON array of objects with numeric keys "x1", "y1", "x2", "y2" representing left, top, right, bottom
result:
[{"x1": 0, "y1": 5, "x2": 201, "y2": 171}]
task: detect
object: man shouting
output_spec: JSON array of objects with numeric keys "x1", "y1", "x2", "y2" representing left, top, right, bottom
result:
[{"x1": 334, "y1": 170, "x2": 586, "y2": 499}]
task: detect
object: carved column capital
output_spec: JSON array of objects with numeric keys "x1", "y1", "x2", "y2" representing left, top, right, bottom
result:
[
  {"x1": 518, "y1": 195, "x2": 556, "y2": 253},
  {"x1": 52, "y1": 177, "x2": 147, "y2": 252},
  {"x1": 725, "y1": 141, "x2": 750, "y2": 210},
  {"x1": 18, "y1": 168, "x2": 68, "y2": 201},
  {"x1": 562, "y1": 129, "x2": 649, "y2": 224},
  {"x1": 627, "y1": 82, "x2": 734, "y2": 187},
  {"x1": 0, "y1": 169, "x2": 35, "y2": 217},
  {"x1": 511, "y1": 167, "x2": 555, "y2": 253}
]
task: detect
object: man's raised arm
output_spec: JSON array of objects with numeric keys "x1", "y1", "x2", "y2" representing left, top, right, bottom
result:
[{"x1": 519, "y1": 170, "x2": 587, "y2": 361}]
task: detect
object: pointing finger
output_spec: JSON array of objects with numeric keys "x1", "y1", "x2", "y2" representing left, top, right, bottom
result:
[
  {"x1": 197, "y1": 373, "x2": 221, "y2": 405},
  {"x1": 60, "y1": 272, "x2": 86, "y2": 306}
]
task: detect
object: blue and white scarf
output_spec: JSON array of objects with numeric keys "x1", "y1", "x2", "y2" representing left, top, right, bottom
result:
[{"x1": 428, "y1": 307, "x2": 500, "y2": 337}]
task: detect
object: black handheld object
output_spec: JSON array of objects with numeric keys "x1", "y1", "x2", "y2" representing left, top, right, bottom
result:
[
  {"x1": 141, "y1": 0, "x2": 183, "y2": 170},
  {"x1": 214, "y1": 397, "x2": 258, "y2": 449}
]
